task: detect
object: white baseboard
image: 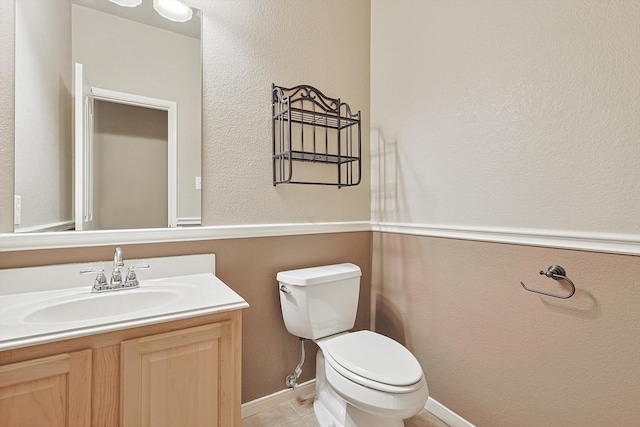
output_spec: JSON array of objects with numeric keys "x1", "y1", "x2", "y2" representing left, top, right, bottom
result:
[
  {"x1": 426, "y1": 397, "x2": 475, "y2": 427},
  {"x1": 241, "y1": 379, "x2": 316, "y2": 419},
  {"x1": 241, "y1": 381, "x2": 474, "y2": 427}
]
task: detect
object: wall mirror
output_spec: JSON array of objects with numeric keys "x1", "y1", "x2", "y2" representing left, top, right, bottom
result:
[{"x1": 13, "y1": 0, "x2": 202, "y2": 233}]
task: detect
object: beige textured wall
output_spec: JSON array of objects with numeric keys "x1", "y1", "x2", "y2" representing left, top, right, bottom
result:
[
  {"x1": 0, "y1": 232, "x2": 372, "y2": 403},
  {"x1": 370, "y1": 1, "x2": 640, "y2": 425},
  {"x1": 372, "y1": 232, "x2": 640, "y2": 426}
]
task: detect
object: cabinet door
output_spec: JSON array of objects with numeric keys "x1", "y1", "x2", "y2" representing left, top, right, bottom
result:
[
  {"x1": 121, "y1": 322, "x2": 237, "y2": 427},
  {"x1": 0, "y1": 349, "x2": 92, "y2": 427}
]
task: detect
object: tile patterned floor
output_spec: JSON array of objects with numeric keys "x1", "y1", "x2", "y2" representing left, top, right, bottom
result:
[{"x1": 242, "y1": 393, "x2": 450, "y2": 427}]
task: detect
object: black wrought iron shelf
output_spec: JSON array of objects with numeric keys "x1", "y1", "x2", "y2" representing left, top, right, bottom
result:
[
  {"x1": 272, "y1": 84, "x2": 362, "y2": 188},
  {"x1": 274, "y1": 107, "x2": 360, "y2": 130},
  {"x1": 274, "y1": 151, "x2": 360, "y2": 164}
]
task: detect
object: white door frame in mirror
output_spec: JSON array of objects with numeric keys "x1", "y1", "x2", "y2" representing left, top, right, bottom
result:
[
  {"x1": 74, "y1": 63, "x2": 94, "y2": 231},
  {"x1": 89, "y1": 87, "x2": 178, "y2": 228}
]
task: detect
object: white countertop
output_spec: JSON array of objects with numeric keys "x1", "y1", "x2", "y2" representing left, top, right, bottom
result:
[{"x1": 0, "y1": 255, "x2": 249, "y2": 351}]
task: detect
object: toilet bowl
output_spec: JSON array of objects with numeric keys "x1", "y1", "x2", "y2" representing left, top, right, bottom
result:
[
  {"x1": 316, "y1": 331, "x2": 429, "y2": 426},
  {"x1": 277, "y1": 264, "x2": 429, "y2": 427}
]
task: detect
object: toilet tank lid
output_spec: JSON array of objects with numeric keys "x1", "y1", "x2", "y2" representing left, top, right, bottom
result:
[{"x1": 277, "y1": 263, "x2": 361, "y2": 286}]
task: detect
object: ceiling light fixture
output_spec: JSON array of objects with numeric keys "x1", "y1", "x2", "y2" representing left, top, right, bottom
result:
[
  {"x1": 153, "y1": 0, "x2": 193, "y2": 23},
  {"x1": 108, "y1": 0, "x2": 142, "y2": 7}
]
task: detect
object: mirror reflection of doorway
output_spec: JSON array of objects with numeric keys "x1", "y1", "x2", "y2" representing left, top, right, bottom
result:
[{"x1": 93, "y1": 100, "x2": 168, "y2": 230}]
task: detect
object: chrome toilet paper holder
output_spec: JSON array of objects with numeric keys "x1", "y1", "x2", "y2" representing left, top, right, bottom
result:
[{"x1": 521, "y1": 265, "x2": 576, "y2": 299}]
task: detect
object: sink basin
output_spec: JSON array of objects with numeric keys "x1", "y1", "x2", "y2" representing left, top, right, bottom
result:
[{"x1": 23, "y1": 288, "x2": 181, "y2": 323}]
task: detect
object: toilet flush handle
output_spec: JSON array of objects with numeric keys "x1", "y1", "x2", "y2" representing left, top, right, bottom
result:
[{"x1": 279, "y1": 284, "x2": 292, "y2": 294}]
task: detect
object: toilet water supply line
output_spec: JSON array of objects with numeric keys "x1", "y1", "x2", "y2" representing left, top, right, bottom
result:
[{"x1": 286, "y1": 337, "x2": 306, "y2": 389}]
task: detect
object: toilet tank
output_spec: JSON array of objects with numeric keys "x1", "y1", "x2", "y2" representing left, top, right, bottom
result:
[{"x1": 277, "y1": 263, "x2": 362, "y2": 339}]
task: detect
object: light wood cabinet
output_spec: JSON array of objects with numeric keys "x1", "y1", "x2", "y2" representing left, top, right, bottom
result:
[
  {"x1": 0, "y1": 310, "x2": 243, "y2": 427},
  {"x1": 121, "y1": 322, "x2": 237, "y2": 427},
  {"x1": 0, "y1": 349, "x2": 91, "y2": 427}
]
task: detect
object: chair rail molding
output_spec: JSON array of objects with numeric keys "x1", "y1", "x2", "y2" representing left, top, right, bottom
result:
[
  {"x1": 371, "y1": 222, "x2": 640, "y2": 256},
  {"x1": 0, "y1": 222, "x2": 371, "y2": 252},
  {"x1": 1, "y1": 221, "x2": 637, "y2": 256}
]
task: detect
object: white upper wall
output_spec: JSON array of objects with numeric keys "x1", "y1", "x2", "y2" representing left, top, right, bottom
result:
[
  {"x1": 14, "y1": 0, "x2": 72, "y2": 231},
  {"x1": 193, "y1": 0, "x2": 371, "y2": 225},
  {"x1": 371, "y1": 0, "x2": 640, "y2": 235}
]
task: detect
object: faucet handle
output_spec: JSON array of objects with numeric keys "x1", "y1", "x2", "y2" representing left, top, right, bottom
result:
[
  {"x1": 124, "y1": 264, "x2": 150, "y2": 288},
  {"x1": 80, "y1": 267, "x2": 108, "y2": 291}
]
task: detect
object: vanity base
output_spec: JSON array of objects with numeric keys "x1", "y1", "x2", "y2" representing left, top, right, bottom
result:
[{"x1": 0, "y1": 310, "x2": 243, "y2": 427}]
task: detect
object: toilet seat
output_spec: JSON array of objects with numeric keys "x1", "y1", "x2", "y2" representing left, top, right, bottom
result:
[
  {"x1": 320, "y1": 331, "x2": 424, "y2": 394},
  {"x1": 318, "y1": 348, "x2": 430, "y2": 421}
]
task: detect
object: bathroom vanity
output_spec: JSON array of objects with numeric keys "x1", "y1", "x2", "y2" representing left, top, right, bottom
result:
[{"x1": 0, "y1": 254, "x2": 248, "y2": 427}]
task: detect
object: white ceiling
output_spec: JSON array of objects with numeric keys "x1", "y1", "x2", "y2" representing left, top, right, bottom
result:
[{"x1": 72, "y1": 0, "x2": 201, "y2": 39}]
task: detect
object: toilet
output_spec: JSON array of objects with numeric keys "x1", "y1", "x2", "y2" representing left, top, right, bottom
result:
[{"x1": 277, "y1": 263, "x2": 429, "y2": 427}]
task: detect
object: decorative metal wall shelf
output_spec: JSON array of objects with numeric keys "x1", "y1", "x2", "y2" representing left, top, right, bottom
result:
[{"x1": 272, "y1": 84, "x2": 361, "y2": 188}]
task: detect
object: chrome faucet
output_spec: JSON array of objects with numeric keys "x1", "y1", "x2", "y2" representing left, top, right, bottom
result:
[{"x1": 80, "y1": 247, "x2": 149, "y2": 293}]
